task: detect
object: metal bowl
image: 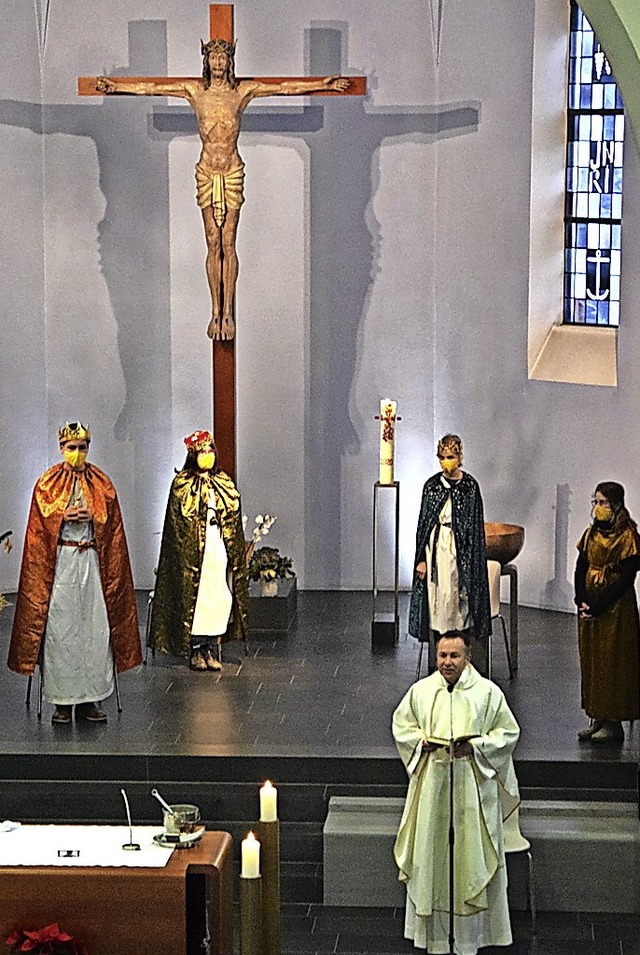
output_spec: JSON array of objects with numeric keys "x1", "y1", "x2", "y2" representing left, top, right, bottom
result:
[{"x1": 484, "y1": 523, "x2": 525, "y2": 565}]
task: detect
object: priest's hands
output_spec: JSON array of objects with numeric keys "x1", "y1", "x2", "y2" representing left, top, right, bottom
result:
[
  {"x1": 416, "y1": 561, "x2": 427, "y2": 581},
  {"x1": 422, "y1": 739, "x2": 439, "y2": 753},
  {"x1": 453, "y1": 741, "x2": 473, "y2": 758}
]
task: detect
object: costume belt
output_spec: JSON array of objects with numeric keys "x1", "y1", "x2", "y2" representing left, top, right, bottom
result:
[{"x1": 57, "y1": 539, "x2": 97, "y2": 551}]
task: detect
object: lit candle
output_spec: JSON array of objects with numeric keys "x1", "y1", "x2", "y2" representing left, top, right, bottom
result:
[
  {"x1": 260, "y1": 780, "x2": 278, "y2": 822},
  {"x1": 379, "y1": 399, "x2": 397, "y2": 484},
  {"x1": 241, "y1": 831, "x2": 260, "y2": 878}
]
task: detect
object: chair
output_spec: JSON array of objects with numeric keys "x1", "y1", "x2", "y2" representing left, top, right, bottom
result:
[
  {"x1": 487, "y1": 559, "x2": 514, "y2": 680},
  {"x1": 26, "y1": 650, "x2": 122, "y2": 719},
  {"x1": 503, "y1": 803, "x2": 537, "y2": 934}
]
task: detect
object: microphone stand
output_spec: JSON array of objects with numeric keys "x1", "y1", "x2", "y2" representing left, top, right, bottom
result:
[
  {"x1": 121, "y1": 788, "x2": 141, "y2": 851},
  {"x1": 447, "y1": 682, "x2": 455, "y2": 955}
]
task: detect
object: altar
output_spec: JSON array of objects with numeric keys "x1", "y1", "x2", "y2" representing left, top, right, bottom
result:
[{"x1": 0, "y1": 829, "x2": 233, "y2": 955}]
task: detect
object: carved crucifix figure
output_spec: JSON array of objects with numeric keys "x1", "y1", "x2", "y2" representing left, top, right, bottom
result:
[
  {"x1": 88, "y1": 7, "x2": 363, "y2": 342},
  {"x1": 79, "y1": 4, "x2": 366, "y2": 476}
]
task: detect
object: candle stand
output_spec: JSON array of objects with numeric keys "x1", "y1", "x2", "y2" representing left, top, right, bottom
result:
[
  {"x1": 371, "y1": 481, "x2": 400, "y2": 647},
  {"x1": 240, "y1": 875, "x2": 263, "y2": 955},
  {"x1": 256, "y1": 820, "x2": 281, "y2": 955}
]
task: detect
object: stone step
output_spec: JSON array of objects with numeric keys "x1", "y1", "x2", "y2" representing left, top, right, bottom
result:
[{"x1": 323, "y1": 796, "x2": 640, "y2": 913}]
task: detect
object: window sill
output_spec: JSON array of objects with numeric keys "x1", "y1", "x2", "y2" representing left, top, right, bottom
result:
[{"x1": 529, "y1": 324, "x2": 617, "y2": 387}]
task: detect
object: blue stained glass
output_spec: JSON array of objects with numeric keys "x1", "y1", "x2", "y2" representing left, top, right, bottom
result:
[
  {"x1": 564, "y1": 2, "x2": 625, "y2": 328},
  {"x1": 586, "y1": 301, "x2": 598, "y2": 324}
]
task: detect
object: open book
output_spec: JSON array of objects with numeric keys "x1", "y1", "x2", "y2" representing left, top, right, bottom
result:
[{"x1": 424, "y1": 734, "x2": 479, "y2": 747}]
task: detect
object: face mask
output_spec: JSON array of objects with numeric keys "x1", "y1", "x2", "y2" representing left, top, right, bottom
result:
[
  {"x1": 63, "y1": 448, "x2": 87, "y2": 470},
  {"x1": 594, "y1": 504, "x2": 613, "y2": 522},
  {"x1": 197, "y1": 452, "x2": 215, "y2": 471},
  {"x1": 440, "y1": 458, "x2": 459, "y2": 475}
]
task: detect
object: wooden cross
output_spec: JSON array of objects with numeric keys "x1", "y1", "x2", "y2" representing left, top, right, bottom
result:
[{"x1": 78, "y1": 4, "x2": 365, "y2": 479}]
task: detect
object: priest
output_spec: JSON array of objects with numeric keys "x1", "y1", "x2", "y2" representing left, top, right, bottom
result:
[
  {"x1": 149, "y1": 430, "x2": 248, "y2": 670},
  {"x1": 392, "y1": 632, "x2": 520, "y2": 954},
  {"x1": 8, "y1": 422, "x2": 141, "y2": 724}
]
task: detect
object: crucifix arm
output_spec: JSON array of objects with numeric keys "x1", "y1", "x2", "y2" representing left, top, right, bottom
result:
[
  {"x1": 96, "y1": 76, "x2": 192, "y2": 99},
  {"x1": 248, "y1": 75, "x2": 351, "y2": 98}
]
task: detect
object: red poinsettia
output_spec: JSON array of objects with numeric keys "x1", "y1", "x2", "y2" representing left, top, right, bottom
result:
[{"x1": 5, "y1": 923, "x2": 87, "y2": 955}]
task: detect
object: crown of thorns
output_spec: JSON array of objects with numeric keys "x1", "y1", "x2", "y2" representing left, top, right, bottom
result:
[{"x1": 201, "y1": 38, "x2": 236, "y2": 58}]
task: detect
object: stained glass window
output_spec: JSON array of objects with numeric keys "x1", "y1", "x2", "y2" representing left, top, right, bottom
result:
[{"x1": 564, "y1": 2, "x2": 625, "y2": 327}]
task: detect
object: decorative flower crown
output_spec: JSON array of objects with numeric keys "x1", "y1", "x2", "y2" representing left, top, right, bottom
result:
[
  {"x1": 184, "y1": 430, "x2": 214, "y2": 452},
  {"x1": 58, "y1": 421, "x2": 91, "y2": 445}
]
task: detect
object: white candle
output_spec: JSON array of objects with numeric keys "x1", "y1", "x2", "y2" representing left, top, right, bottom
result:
[
  {"x1": 379, "y1": 399, "x2": 397, "y2": 484},
  {"x1": 260, "y1": 780, "x2": 278, "y2": 822},
  {"x1": 241, "y1": 831, "x2": 260, "y2": 878}
]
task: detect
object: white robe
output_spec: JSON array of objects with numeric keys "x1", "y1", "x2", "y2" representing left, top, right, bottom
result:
[
  {"x1": 190, "y1": 501, "x2": 233, "y2": 638},
  {"x1": 392, "y1": 665, "x2": 520, "y2": 954},
  {"x1": 426, "y1": 478, "x2": 470, "y2": 634},
  {"x1": 43, "y1": 509, "x2": 114, "y2": 706}
]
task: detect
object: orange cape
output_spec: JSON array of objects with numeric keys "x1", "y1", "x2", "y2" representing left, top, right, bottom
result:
[{"x1": 8, "y1": 463, "x2": 141, "y2": 676}]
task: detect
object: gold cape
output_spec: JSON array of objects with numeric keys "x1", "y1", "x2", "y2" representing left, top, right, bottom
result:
[
  {"x1": 149, "y1": 468, "x2": 248, "y2": 656},
  {"x1": 577, "y1": 524, "x2": 640, "y2": 720},
  {"x1": 8, "y1": 463, "x2": 142, "y2": 676}
]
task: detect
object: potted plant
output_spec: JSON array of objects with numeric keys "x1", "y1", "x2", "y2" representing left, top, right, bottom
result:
[{"x1": 5, "y1": 923, "x2": 87, "y2": 955}]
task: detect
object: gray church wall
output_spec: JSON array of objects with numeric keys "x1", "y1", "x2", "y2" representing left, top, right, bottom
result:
[
  {"x1": 1, "y1": 0, "x2": 638, "y2": 615},
  {"x1": 0, "y1": 3, "x2": 46, "y2": 591}
]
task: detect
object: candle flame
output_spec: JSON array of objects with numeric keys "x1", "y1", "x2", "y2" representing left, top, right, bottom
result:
[
  {"x1": 263, "y1": 780, "x2": 272, "y2": 789},
  {"x1": 245, "y1": 830, "x2": 256, "y2": 842}
]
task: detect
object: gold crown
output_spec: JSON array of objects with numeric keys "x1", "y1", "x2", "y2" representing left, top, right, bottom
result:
[
  {"x1": 58, "y1": 421, "x2": 91, "y2": 444},
  {"x1": 184, "y1": 429, "x2": 214, "y2": 452}
]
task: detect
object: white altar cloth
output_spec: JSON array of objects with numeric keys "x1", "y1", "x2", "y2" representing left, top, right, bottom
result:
[{"x1": 0, "y1": 825, "x2": 173, "y2": 867}]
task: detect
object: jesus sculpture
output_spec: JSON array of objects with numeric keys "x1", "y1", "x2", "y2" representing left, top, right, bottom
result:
[{"x1": 97, "y1": 40, "x2": 349, "y2": 340}]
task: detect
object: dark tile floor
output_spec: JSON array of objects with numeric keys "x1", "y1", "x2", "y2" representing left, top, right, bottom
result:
[
  {"x1": 279, "y1": 906, "x2": 640, "y2": 955},
  {"x1": 0, "y1": 591, "x2": 638, "y2": 766}
]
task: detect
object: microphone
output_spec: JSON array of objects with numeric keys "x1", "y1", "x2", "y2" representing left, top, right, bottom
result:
[{"x1": 121, "y1": 788, "x2": 141, "y2": 851}]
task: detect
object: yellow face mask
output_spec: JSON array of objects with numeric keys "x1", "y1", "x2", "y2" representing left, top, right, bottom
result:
[
  {"x1": 594, "y1": 504, "x2": 613, "y2": 522},
  {"x1": 440, "y1": 457, "x2": 459, "y2": 475},
  {"x1": 63, "y1": 448, "x2": 87, "y2": 470},
  {"x1": 197, "y1": 451, "x2": 215, "y2": 472}
]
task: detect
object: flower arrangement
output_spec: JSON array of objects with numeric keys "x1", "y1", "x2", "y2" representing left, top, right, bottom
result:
[
  {"x1": 248, "y1": 545, "x2": 294, "y2": 583},
  {"x1": 5, "y1": 923, "x2": 87, "y2": 955}
]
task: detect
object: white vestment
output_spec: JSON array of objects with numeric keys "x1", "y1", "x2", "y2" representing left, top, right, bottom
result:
[
  {"x1": 191, "y1": 501, "x2": 233, "y2": 637},
  {"x1": 43, "y1": 495, "x2": 114, "y2": 706},
  {"x1": 426, "y1": 477, "x2": 470, "y2": 634},
  {"x1": 392, "y1": 665, "x2": 520, "y2": 954}
]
